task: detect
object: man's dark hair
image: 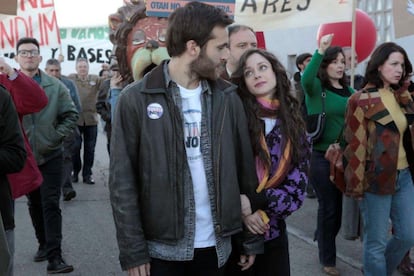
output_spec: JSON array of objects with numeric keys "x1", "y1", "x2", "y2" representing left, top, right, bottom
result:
[
  {"x1": 227, "y1": 24, "x2": 255, "y2": 38},
  {"x1": 16, "y1": 37, "x2": 40, "y2": 52},
  {"x1": 295, "y1": 53, "x2": 312, "y2": 70},
  {"x1": 166, "y1": 1, "x2": 233, "y2": 57},
  {"x1": 46, "y1": 58, "x2": 60, "y2": 67},
  {"x1": 99, "y1": 69, "x2": 109, "y2": 77},
  {"x1": 76, "y1": 57, "x2": 89, "y2": 64}
]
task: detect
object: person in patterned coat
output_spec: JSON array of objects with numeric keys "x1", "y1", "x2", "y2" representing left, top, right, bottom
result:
[{"x1": 343, "y1": 42, "x2": 414, "y2": 276}]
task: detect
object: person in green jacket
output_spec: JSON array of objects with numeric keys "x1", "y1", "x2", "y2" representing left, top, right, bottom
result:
[
  {"x1": 16, "y1": 37, "x2": 79, "y2": 274},
  {"x1": 301, "y1": 34, "x2": 354, "y2": 276}
]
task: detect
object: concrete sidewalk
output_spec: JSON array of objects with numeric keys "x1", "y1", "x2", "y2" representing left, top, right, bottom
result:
[
  {"x1": 12, "y1": 129, "x2": 403, "y2": 275},
  {"x1": 286, "y1": 198, "x2": 363, "y2": 276}
]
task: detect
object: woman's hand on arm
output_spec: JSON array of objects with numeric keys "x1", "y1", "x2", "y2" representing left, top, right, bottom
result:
[
  {"x1": 243, "y1": 211, "x2": 269, "y2": 235},
  {"x1": 240, "y1": 194, "x2": 269, "y2": 234}
]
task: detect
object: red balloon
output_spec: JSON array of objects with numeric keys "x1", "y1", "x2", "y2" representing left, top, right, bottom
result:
[{"x1": 317, "y1": 9, "x2": 377, "y2": 62}]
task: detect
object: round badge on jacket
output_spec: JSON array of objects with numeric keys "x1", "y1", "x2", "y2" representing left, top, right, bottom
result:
[{"x1": 147, "y1": 103, "x2": 163, "y2": 119}]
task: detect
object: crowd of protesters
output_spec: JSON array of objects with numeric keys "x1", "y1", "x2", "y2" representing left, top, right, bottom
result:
[{"x1": 1, "y1": 2, "x2": 414, "y2": 276}]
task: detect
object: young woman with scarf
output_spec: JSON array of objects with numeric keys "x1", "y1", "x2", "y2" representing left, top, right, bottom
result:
[{"x1": 228, "y1": 48, "x2": 311, "y2": 276}]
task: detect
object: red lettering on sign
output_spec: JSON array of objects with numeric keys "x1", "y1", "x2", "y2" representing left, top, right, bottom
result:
[
  {"x1": 0, "y1": 11, "x2": 60, "y2": 49},
  {"x1": 0, "y1": 23, "x2": 16, "y2": 49},
  {"x1": 19, "y1": 0, "x2": 54, "y2": 11}
]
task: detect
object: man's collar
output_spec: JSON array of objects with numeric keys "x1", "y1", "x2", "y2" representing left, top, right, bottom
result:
[
  {"x1": 163, "y1": 61, "x2": 210, "y2": 94},
  {"x1": 226, "y1": 66, "x2": 232, "y2": 78}
]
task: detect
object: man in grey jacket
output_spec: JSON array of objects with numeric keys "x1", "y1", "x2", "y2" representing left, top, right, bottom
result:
[
  {"x1": 109, "y1": 2, "x2": 265, "y2": 276},
  {"x1": 45, "y1": 58, "x2": 81, "y2": 202},
  {"x1": 16, "y1": 37, "x2": 78, "y2": 274}
]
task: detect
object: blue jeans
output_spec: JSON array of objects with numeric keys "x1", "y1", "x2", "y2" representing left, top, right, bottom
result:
[
  {"x1": 27, "y1": 156, "x2": 63, "y2": 260},
  {"x1": 360, "y1": 168, "x2": 414, "y2": 276},
  {"x1": 72, "y1": 125, "x2": 97, "y2": 179},
  {"x1": 310, "y1": 151, "x2": 342, "y2": 266},
  {"x1": 109, "y1": 88, "x2": 122, "y2": 121}
]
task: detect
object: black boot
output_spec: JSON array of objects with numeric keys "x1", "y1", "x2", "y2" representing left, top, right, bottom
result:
[
  {"x1": 47, "y1": 257, "x2": 74, "y2": 274},
  {"x1": 33, "y1": 244, "x2": 47, "y2": 262},
  {"x1": 398, "y1": 251, "x2": 414, "y2": 276}
]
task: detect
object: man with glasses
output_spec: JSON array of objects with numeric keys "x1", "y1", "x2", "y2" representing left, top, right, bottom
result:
[
  {"x1": 16, "y1": 49, "x2": 39, "y2": 58},
  {"x1": 15, "y1": 37, "x2": 78, "y2": 274},
  {"x1": 1, "y1": 56, "x2": 48, "y2": 276}
]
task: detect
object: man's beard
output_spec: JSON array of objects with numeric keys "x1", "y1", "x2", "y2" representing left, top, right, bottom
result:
[
  {"x1": 23, "y1": 64, "x2": 40, "y2": 74},
  {"x1": 189, "y1": 50, "x2": 221, "y2": 81}
]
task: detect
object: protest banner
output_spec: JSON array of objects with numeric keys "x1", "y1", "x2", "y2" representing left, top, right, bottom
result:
[
  {"x1": 235, "y1": 0, "x2": 352, "y2": 31},
  {"x1": 0, "y1": 0, "x2": 112, "y2": 75},
  {"x1": 58, "y1": 26, "x2": 113, "y2": 75},
  {"x1": 146, "y1": 0, "x2": 353, "y2": 31},
  {"x1": 0, "y1": 0, "x2": 60, "y2": 56},
  {"x1": 146, "y1": 0, "x2": 235, "y2": 17},
  {"x1": 393, "y1": 0, "x2": 414, "y2": 39},
  {"x1": 1, "y1": 0, "x2": 18, "y2": 15}
]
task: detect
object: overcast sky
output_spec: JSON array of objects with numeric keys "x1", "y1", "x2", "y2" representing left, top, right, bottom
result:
[{"x1": 54, "y1": 0, "x2": 124, "y2": 27}]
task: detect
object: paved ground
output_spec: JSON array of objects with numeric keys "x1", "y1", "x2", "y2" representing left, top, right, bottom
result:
[{"x1": 12, "y1": 128, "x2": 405, "y2": 275}]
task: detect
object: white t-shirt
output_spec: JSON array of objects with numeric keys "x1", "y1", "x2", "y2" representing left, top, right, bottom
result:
[{"x1": 178, "y1": 83, "x2": 216, "y2": 248}]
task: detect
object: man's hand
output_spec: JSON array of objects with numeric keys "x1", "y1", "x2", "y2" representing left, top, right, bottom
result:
[
  {"x1": 128, "y1": 263, "x2": 151, "y2": 276},
  {"x1": 110, "y1": 72, "x2": 124, "y2": 89},
  {"x1": 238, "y1": 254, "x2": 256, "y2": 271}
]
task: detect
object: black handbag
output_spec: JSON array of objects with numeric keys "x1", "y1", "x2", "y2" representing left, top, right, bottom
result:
[{"x1": 306, "y1": 89, "x2": 326, "y2": 143}]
